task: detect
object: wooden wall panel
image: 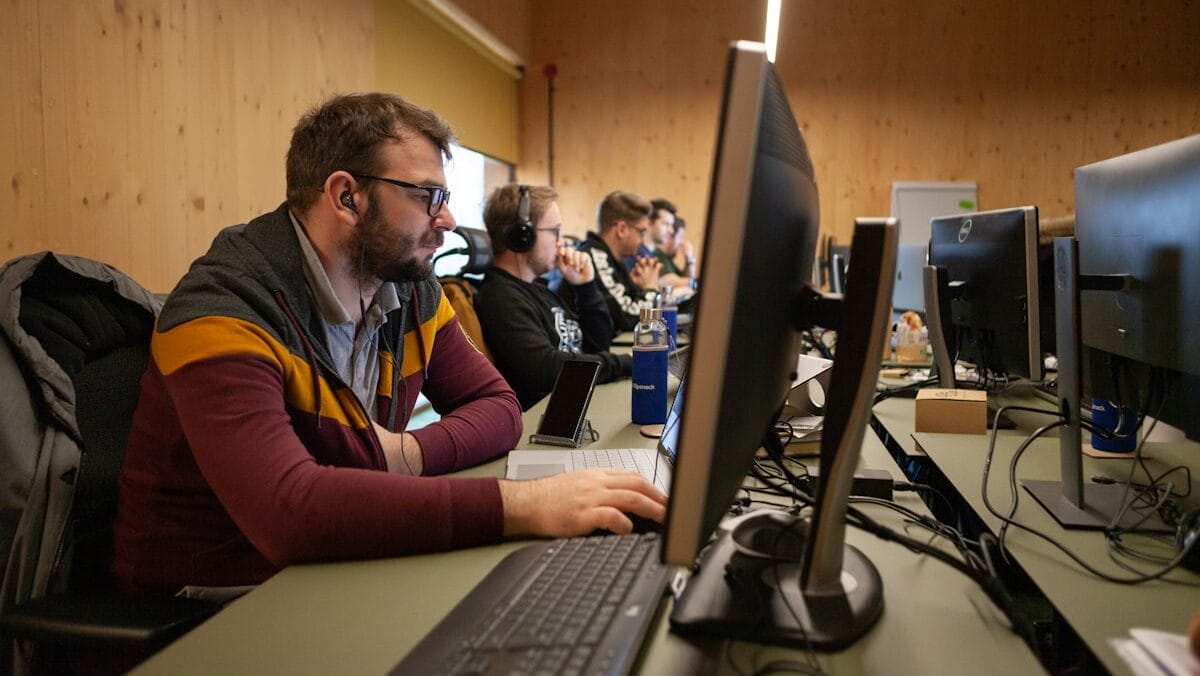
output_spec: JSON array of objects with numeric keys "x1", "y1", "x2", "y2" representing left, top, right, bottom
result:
[
  {"x1": 505, "y1": 0, "x2": 1199, "y2": 262},
  {"x1": 5, "y1": 1, "x2": 1197, "y2": 290},
  {"x1": 777, "y1": 0, "x2": 1200, "y2": 242},
  {"x1": 517, "y1": 1, "x2": 764, "y2": 244},
  {"x1": 1, "y1": 0, "x2": 375, "y2": 292}
]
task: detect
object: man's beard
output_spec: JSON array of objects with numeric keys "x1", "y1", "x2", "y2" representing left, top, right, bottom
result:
[{"x1": 347, "y1": 200, "x2": 443, "y2": 284}]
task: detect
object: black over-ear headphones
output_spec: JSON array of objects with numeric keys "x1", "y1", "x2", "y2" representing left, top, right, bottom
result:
[
  {"x1": 505, "y1": 185, "x2": 536, "y2": 253},
  {"x1": 341, "y1": 191, "x2": 357, "y2": 212}
]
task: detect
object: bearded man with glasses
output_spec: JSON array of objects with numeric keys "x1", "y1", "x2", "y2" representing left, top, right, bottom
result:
[{"x1": 112, "y1": 94, "x2": 665, "y2": 597}]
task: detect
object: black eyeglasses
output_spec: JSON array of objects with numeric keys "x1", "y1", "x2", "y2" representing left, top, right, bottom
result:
[
  {"x1": 536, "y1": 226, "x2": 561, "y2": 239},
  {"x1": 352, "y1": 174, "x2": 450, "y2": 217}
]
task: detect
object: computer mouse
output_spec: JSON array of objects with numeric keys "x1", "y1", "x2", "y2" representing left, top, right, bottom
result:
[
  {"x1": 589, "y1": 513, "x2": 662, "y2": 537},
  {"x1": 625, "y1": 512, "x2": 663, "y2": 534}
]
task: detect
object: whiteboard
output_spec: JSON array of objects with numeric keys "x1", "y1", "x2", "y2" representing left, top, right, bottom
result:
[
  {"x1": 890, "y1": 181, "x2": 978, "y2": 245},
  {"x1": 889, "y1": 181, "x2": 978, "y2": 311}
]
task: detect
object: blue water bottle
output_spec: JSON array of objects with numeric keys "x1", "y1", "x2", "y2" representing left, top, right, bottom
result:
[
  {"x1": 660, "y1": 288, "x2": 679, "y2": 347},
  {"x1": 1090, "y1": 399, "x2": 1138, "y2": 452},
  {"x1": 632, "y1": 307, "x2": 669, "y2": 424}
]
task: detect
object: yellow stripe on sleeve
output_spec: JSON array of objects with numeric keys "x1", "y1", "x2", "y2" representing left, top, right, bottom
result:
[{"x1": 152, "y1": 316, "x2": 370, "y2": 429}]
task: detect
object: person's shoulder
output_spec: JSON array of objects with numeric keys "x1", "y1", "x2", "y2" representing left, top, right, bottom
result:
[
  {"x1": 477, "y1": 268, "x2": 520, "y2": 293},
  {"x1": 159, "y1": 211, "x2": 297, "y2": 332}
]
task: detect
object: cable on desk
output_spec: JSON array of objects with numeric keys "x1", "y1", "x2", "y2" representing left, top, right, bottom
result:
[
  {"x1": 979, "y1": 402, "x2": 1200, "y2": 585},
  {"x1": 755, "y1": 433, "x2": 1035, "y2": 646},
  {"x1": 724, "y1": 639, "x2": 826, "y2": 676},
  {"x1": 873, "y1": 376, "x2": 939, "y2": 404},
  {"x1": 849, "y1": 495, "x2": 989, "y2": 577},
  {"x1": 895, "y1": 480, "x2": 965, "y2": 535},
  {"x1": 843, "y1": 500, "x2": 1036, "y2": 645}
]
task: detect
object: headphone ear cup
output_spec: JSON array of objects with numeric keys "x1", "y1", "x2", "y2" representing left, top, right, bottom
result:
[
  {"x1": 506, "y1": 222, "x2": 536, "y2": 253},
  {"x1": 506, "y1": 185, "x2": 536, "y2": 253}
]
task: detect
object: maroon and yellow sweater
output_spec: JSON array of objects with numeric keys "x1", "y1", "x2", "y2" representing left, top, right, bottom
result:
[{"x1": 112, "y1": 204, "x2": 522, "y2": 591}]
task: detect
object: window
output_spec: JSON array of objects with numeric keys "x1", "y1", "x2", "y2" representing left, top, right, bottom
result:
[{"x1": 433, "y1": 143, "x2": 513, "y2": 278}]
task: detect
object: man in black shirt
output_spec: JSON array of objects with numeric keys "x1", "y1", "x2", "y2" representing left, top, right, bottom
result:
[
  {"x1": 567, "y1": 190, "x2": 665, "y2": 333},
  {"x1": 475, "y1": 184, "x2": 632, "y2": 410}
]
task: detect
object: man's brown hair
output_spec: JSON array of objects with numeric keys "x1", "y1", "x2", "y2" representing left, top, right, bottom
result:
[
  {"x1": 596, "y1": 190, "x2": 652, "y2": 233},
  {"x1": 286, "y1": 92, "x2": 455, "y2": 213}
]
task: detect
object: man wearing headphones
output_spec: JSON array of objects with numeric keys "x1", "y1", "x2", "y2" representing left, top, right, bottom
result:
[
  {"x1": 476, "y1": 184, "x2": 633, "y2": 410},
  {"x1": 112, "y1": 93, "x2": 665, "y2": 595}
]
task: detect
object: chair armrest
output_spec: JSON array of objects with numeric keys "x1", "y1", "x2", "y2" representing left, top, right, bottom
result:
[{"x1": 0, "y1": 592, "x2": 219, "y2": 649}]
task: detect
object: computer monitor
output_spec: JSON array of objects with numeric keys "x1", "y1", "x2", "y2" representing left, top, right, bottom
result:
[
  {"x1": 663, "y1": 41, "x2": 897, "y2": 649},
  {"x1": 925, "y1": 206, "x2": 1046, "y2": 384},
  {"x1": 1078, "y1": 133, "x2": 1200, "y2": 440},
  {"x1": 1024, "y1": 134, "x2": 1200, "y2": 529}
]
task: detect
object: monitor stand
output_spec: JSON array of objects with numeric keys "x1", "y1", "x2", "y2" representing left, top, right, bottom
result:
[
  {"x1": 670, "y1": 507, "x2": 884, "y2": 650},
  {"x1": 1020, "y1": 238, "x2": 1173, "y2": 533}
]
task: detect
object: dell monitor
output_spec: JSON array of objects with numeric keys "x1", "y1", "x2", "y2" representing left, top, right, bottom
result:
[
  {"x1": 1077, "y1": 133, "x2": 1200, "y2": 442},
  {"x1": 663, "y1": 41, "x2": 897, "y2": 649},
  {"x1": 1023, "y1": 134, "x2": 1200, "y2": 529},
  {"x1": 925, "y1": 206, "x2": 1047, "y2": 386}
]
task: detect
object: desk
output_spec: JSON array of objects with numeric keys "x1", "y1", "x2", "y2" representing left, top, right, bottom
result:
[
  {"x1": 133, "y1": 381, "x2": 1042, "y2": 675},
  {"x1": 874, "y1": 388, "x2": 1200, "y2": 675}
]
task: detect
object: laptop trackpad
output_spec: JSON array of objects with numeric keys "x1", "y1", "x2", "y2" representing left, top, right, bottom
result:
[{"x1": 513, "y1": 463, "x2": 568, "y2": 480}]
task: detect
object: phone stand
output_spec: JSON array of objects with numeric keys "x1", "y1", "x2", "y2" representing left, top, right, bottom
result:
[{"x1": 529, "y1": 419, "x2": 599, "y2": 448}]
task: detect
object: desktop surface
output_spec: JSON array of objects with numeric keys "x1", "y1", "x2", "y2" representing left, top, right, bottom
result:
[
  {"x1": 131, "y1": 380, "x2": 1043, "y2": 675},
  {"x1": 868, "y1": 383, "x2": 1200, "y2": 676},
  {"x1": 911, "y1": 428, "x2": 1199, "y2": 676}
]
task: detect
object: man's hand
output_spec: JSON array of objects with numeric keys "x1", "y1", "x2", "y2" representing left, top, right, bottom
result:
[
  {"x1": 630, "y1": 257, "x2": 662, "y2": 291},
  {"x1": 680, "y1": 241, "x2": 696, "y2": 275},
  {"x1": 557, "y1": 245, "x2": 595, "y2": 285},
  {"x1": 499, "y1": 468, "x2": 667, "y2": 537},
  {"x1": 661, "y1": 282, "x2": 695, "y2": 302},
  {"x1": 372, "y1": 421, "x2": 424, "y2": 475},
  {"x1": 680, "y1": 241, "x2": 695, "y2": 262}
]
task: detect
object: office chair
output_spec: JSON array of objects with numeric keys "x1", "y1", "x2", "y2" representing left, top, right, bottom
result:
[
  {"x1": 0, "y1": 253, "x2": 218, "y2": 676},
  {"x1": 434, "y1": 227, "x2": 495, "y2": 361}
]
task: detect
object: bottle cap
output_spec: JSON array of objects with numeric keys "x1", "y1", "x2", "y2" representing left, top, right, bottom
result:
[{"x1": 640, "y1": 307, "x2": 663, "y2": 322}]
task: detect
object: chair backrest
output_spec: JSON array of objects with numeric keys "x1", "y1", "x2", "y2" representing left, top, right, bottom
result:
[
  {"x1": 68, "y1": 342, "x2": 150, "y2": 592},
  {"x1": 440, "y1": 277, "x2": 493, "y2": 363},
  {"x1": 434, "y1": 227, "x2": 495, "y2": 362},
  {"x1": 454, "y1": 227, "x2": 494, "y2": 276},
  {"x1": 2, "y1": 254, "x2": 156, "y2": 596}
]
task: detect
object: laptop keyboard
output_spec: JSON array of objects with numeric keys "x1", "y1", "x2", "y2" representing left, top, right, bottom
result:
[
  {"x1": 571, "y1": 448, "x2": 656, "y2": 476},
  {"x1": 391, "y1": 533, "x2": 669, "y2": 676}
]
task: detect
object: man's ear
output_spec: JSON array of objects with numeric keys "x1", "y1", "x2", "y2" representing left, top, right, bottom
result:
[{"x1": 324, "y1": 172, "x2": 360, "y2": 221}]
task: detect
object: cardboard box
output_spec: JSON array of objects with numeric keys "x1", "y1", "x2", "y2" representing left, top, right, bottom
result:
[{"x1": 915, "y1": 389, "x2": 988, "y2": 435}]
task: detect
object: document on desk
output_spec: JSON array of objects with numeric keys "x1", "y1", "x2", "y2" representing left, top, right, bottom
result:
[{"x1": 1109, "y1": 627, "x2": 1199, "y2": 676}]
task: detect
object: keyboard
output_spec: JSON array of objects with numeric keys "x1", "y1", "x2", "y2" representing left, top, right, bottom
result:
[
  {"x1": 571, "y1": 448, "x2": 657, "y2": 475},
  {"x1": 392, "y1": 533, "x2": 670, "y2": 676}
]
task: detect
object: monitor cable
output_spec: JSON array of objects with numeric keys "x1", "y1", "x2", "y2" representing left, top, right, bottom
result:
[
  {"x1": 980, "y1": 403, "x2": 1199, "y2": 585},
  {"x1": 757, "y1": 432, "x2": 1034, "y2": 646}
]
